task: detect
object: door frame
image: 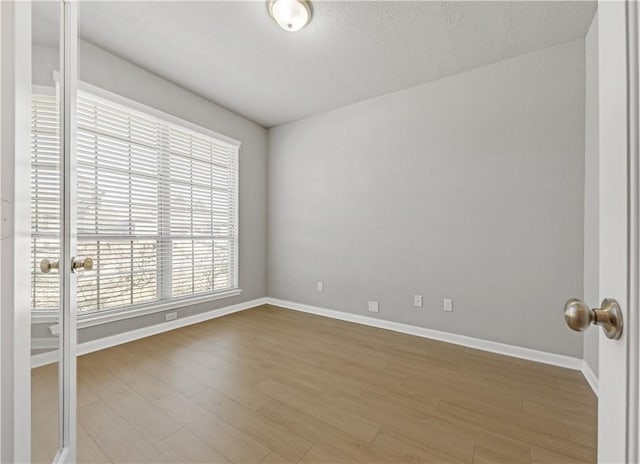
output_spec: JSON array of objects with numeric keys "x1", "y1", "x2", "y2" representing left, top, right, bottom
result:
[
  {"x1": 1, "y1": 1, "x2": 80, "y2": 462},
  {"x1": 628, "y1": 1, "x2": 640, "y2": 460},
  {"x1": 0, "y1": 1, "x2": 33, "y2": 462}
]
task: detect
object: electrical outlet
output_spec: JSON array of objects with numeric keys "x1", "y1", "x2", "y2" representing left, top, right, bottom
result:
[
  {"x1": 165, "y1": 312, "x2": 178, "y2": 321},
  {"x1": 443, "y1": 298, "x2": 453, "y2": 312},
  {"x1": 414, "y1": 295, "x2": 423, "y2": 308},
  {"x1": 368, "y1": 301, "x2": 379, "y2": 313},
  {"x1": 317, "y1": 281, "x2": 324, "y2": 292}
]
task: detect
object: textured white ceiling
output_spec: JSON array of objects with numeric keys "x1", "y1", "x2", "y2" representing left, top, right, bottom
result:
[{"x1": 34, "y1": 1, "x2": 596, "y2": 127}]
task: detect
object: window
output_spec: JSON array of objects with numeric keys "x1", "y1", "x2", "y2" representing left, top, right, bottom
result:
[{"x1": 31, "y1": 88, "x2": 240, "y2": 318}]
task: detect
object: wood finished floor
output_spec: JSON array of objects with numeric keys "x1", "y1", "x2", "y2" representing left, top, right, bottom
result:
[{"x1": 32, "y1": 305, "x2": 597, "y2": 463}]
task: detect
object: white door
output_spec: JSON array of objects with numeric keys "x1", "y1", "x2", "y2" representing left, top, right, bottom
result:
[
  {"x1": 25, "y1": 0, "x2": 81, "y2": 462},
  {"x1": 598, "y1": 0, "x2": 638, "y2": 462},
  {"x1": 565, "y1": 0, "x2": 638, "y2": 461}
]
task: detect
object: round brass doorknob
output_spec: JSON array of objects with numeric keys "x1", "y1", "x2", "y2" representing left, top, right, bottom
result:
[
  {"x1": 72, "y1": 257, "x2": 94, "y2": 272},
  {"x1": 563, "y1": 299, "x2": 594, "y2": 332},
  {"x1": 40, "y1": 258, "x2": 59, "y2": 273},
  {"x1": 563, "y1": 298, "x2": 623, "y2": 340}
]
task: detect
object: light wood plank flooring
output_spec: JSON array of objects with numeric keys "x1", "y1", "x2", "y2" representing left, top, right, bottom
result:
[{"x1": 32, "y1": 304, "x2": 597, "y2": 463}]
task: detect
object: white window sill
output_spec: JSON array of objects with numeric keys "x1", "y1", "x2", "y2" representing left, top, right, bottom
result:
[{"x1": 41, "y1": 288, "x2": 243, "y2": 335}]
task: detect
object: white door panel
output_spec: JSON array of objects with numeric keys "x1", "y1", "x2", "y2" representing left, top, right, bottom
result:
[{"x1": 597, "y1": 0, "x2": 638, "y2": 462}]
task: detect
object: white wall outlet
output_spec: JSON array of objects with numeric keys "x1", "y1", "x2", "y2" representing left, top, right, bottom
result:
[
  {"x1": 414, "y1": 295, "x2": 423, "y2": 308},
  {"x1": 368, "y1": 301, "x2": 379, "y2": 313},
  {"x1": 443, "y1": 298, "x2": 453, "y2": 312},
  {"x1": 317, "y1": 281, "x2": 324, "y2": 292},
  {"x1": 165, "y1": 312, "x2": 178, "y2": 321}
]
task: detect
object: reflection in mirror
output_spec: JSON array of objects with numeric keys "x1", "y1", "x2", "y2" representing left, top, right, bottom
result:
[{"x1": 31, "y1": 2, "x2": 61, "y2": 462}]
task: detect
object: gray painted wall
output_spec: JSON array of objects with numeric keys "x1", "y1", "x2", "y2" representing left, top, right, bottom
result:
[
  {"x1": 31, "y1": 42, "x2": 268, "y2": 343},
  {"x1": 31, "y1": 37, "x2": 589, "y2": 360},
  {"x1": 583, "y1": 14, "x2": 599, "y2": 375},
  {"x1": 268, "y1": 39, "x2": 586, "y2": 357}
]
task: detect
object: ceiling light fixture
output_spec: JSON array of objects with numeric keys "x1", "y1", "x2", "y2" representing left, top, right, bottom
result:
[{"x1": 268, "y1": 0, "x2": 312, "y2": 32}]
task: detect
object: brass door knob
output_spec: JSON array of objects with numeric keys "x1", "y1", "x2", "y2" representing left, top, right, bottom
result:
[
  {"x1": 72, "y1": 257, "x2": 93, "y2": 272},
  {"x1": 564, "y1": 298, "x2": 623, "y2": 340},
  {"x1": 40, "y1": 259, "x2": 60, "y2": 273}
]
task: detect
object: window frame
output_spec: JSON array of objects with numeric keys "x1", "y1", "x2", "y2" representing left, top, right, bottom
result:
[{"x1": 31, "y1": 79, "x2": 242, "y2": 329}]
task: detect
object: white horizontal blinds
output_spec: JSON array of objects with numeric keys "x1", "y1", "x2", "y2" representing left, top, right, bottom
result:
[
  {"x1": 31, "y1": 93, "x2": 61, "y2": 311},
  {"x1": 166, "y1": 127, "x2": 238, "y2": 297},
  {"x1": 77, "y1": 94, "x2": 160, "y2": 312},
  {"x1": 31, "y1": 89, "x2": 238, "y2": 315},
  {"x1": 75, "y1": 91, "x2": 238, "y2": 315}
]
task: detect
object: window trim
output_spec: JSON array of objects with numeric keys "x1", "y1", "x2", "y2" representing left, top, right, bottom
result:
[
  {"x1": 52, "y1": 72, "x2": 241, "y2": 148},
  {"x1": 32, "y1": 77, "x2": 242, "y2": 329}
]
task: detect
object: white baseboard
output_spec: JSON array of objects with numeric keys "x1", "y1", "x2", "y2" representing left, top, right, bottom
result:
[
  {"x1": 31, "y1": 297, "x2": 268, "y2": 369},
  {"x1": 266, "y1": 298, "x2": 584, "y2": 371},
  {"x1": 32, "y1": 295, "x2": 595, "y2": 388},
  {"x1": 581, "y1": 360, "x2": 599, "y2": 396}
]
